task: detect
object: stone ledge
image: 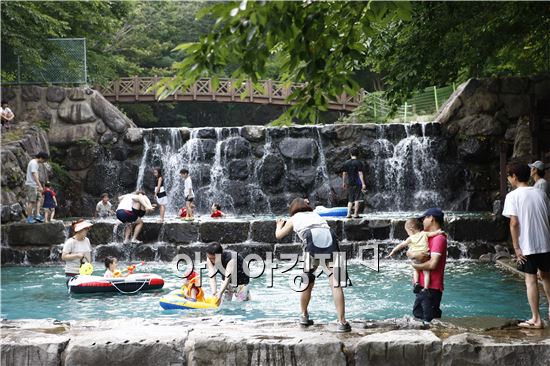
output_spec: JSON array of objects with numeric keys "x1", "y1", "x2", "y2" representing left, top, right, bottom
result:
[{"x1": 2, "y1": 318, "x2": 549, "y2": 366}]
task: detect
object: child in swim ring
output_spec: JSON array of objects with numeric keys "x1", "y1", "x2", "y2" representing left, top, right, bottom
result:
[{"x1": 182, "y1": 271, "x2": 204, "y2": 302}]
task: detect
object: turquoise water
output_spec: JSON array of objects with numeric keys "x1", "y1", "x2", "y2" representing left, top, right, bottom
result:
[{"x1": 0, "y1": 261, "x2": 541, "y2": 322}]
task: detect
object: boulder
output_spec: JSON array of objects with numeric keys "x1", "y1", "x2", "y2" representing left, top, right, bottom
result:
[
  {"x1": 355, "y1": 330, "x2": 442, "y2": 366},
  {"x1": 435, "y1": 90, "x2": 463, "y2": 125},
  {"x1": 1, "y1": 150, "x2": 25, "y2": 189},
  {"x1": 88, "y1": 222, "x2": 115, "y2": 245},
  {"x1": 250, "y1": 220, "x2": 292, "y2": 244},
  {"x1": 134, "y1": 244, "x2": 157, "y2": 261},
  {"x1": 4, "y1": 222, "x2": 66, "y2": 246},
  {"x1": 1, "y1": 205, "x2": 11, "y2": 223},
  {"x1": 442, "y1": 333, "x2": 550, "y2": 366},
  {"x1": 68, "y1": 88, "x2": 87, "y2": 101},
  {"x1": 25, "y1": 248, "x2": 52, "y2": 264},
  {"x1": 499, "y1": 94, "x2": 530, "y2": 120},
  {"x1": 1, "y1": 86, "x2": 17, "y2": 101},
  {"x1": 500, "y1": 77, "x2": 529, "y2": 94},
  {"x1": 184, "y1": 138, "x2": 216, "y2": 161},
  {"x1": 139, "y1": 223, "x2": 162, "y2": 243},
  {"x1": 99, "y1": 130, "x2": 118, "y2": 145},
  {"x1": 46, "y1": 87, "x2": 66, "y2": 103},
  {"x1": 257, "y1": 154, "x2": 285, "y2": 192},
  {"x1": 512, "y1": 116, "x2": 532, "y2": 159},
  {"x1": 457, "y1": 137, "x2": 498, "y2": 163},
  {"x1": 91, "y1": 92, "x2": 135, "y2": 133},
  {"x1": 199, "y1": 221, "x2": 250, "y2": 243},
  {"x1": 95, "y1": 121, "x2": 107, "y2": 135},
  {"x1": 224, "y1": 181, "x2": 250, "y2": 210},
  {"x1": 241, "y1": 125, "x2": 265, "y2": 142},
  {"x1": 123, "y1": 128, "x2": 144, "y2": 144},
  {"x1": 94, "y1": 244, "x2": 126, "y2": 261},
  {"x1": 48, "y1": 123, "x2": 98, "y2": 146},
  {"x1": 447, "y1": 217, "x2": 507, "y2": 242},
  {"x1": 221, "y1": 136, "x2": 250, "y2": 159},
  {"x1": 287, "y1": 166, "x2": 317, "y2": 193},
  {"x1": 62, "y1": 143, "x2": 100, "y2": 170},
  {"x1": 452, "y1": 114, "x2": 503, "y2": 137},
  {"x1": 157, "y1": 244, "x2": 177, "y2": 262},
  {"x1": 278, "y1": 137, "x2": 318, "y2": 161},
  {"x1": 223, "y1": 243, "x2": 274, "y2": 259},
  {"x1": 21, "y1": 85, "x2": 42, "y2": 102},
  {"x1": 1, "y1": 247, "x2": 25, "y2": 264},
  {"x1": 9, "y1": 203, "x2": 22, "y2": 222},
  {"x1": 195, "y1": 127, "x2": 216, "y2": 139},
  {"x1": 57, "y1": 99, "x2": 97, "y2": 124},
  {"x1": 228, "y1": 159, "x2": 249, "y2": 180}
]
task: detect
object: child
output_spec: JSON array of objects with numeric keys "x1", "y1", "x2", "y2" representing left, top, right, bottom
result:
[
  {"x1": 153, "y1": 168, "x2": 167, "y2": 223},
  {"x1": 104, "y1": 256, "x2": 121, "y2": 278},
  {"x1": 95, "y1": 193, "x2": 114, "y2": 218},
  {"x1": 180, "y1": 168, "x2": 194, "y2": 220},
  {"x1": 387, "y1": 218, "x2": 444, "y2": 292},
  {"x1": 182, "y1": 271, "x2": 204, "y2": 302},
  {"x1": 211, "y1": 203, "x2": 224, "y2": 218},
  {"x1": 42, "y1": 182, "x2": 57, "y2": 222}
]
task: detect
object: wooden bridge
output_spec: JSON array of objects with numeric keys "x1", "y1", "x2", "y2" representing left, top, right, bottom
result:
[{"x1": 95, "y1": 77, "x2": 364, "y2": 112}]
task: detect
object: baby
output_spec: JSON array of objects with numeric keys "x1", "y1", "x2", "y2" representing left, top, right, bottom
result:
[
  {"x1": 181, "y1": 271, "x2": 204, "y2": 302},
  {"x1": 388, "y1": 218, "x2": 444, "y2": 292}
]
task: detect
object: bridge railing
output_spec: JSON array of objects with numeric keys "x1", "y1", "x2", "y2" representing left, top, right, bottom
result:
[{"x1": 96, "y1": 76, "x2": 364, "y2": 111}]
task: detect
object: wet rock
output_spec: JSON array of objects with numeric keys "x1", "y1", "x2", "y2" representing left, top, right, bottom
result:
[
  {"x1": 1, "y1": 205, "x2": 11, "y2": 223},
  {"x1": 479, "y1": 253, "x2": 494, "y2": 262},
  {"x1": 88, "y1": 222, "x2": 115, "y2": 245},
  {"x1": 224, "y1": 243, "x2": 274, "y2": 258},
  {"x1": 94, "y1": 244, "x2": 125, "y2": 261},
  {"x1": 228, "y1": 159, "x2": 249, "y2": 180},
  {"x1": 241, "y1": 125, "x2": 264, "y2": 142},
  {"x1": 91, "y1": 92, "x2": 135, "y2": 133},
  {"x1": 4, "y1": 222, "x2": 66, "y2": 246},
  {"x1": 222, "y1": 136, "x2": 250, "y2": 159},
  {"x1": 287, "y1": 166, "x2": 317, "y2": 193},
  {"x1": 63, "y1": 143, "x2": 100, "y2": 170},
  {"x1": 344, "y1": 220, "x2": 391, "y2": 241},
  {"x1": 163, "y1": 223, "x2": 199, "y2": 244},
  {"x1": 21, "y1": 85, "x2": 42, "y2": 102},
  {"x1": 123, "y1": 128, "x2": 143, "y2": 144},
  {"x1": 250, "y1": 220, "x2": 292, "y2": 244},
  {"x1": 26, "y1": 248, "x2": 52, "y2": 264},
  {"x1": 355, "y1": 330, "x2": 441, "y2": 366},
  {"x1": 46, "y1": 87, "x2": 66, "y2": 103},
  {"x1": 457, "y1": 137, "x2": 498, "y2": 163},
  {"x1": 139, "y1": 223, "x2": 162, "y2": 243},
  {"x1": 199, "y1": 221, "x2": 250, "y2": 243},
  {"x1": 442, "y1": 333, "x2": 550, "y2": 366},
  {"x1": 157, "y1": 244, "x2": 177, "y2": 262},
  {"x1": 1, "y1": 247, "x2": 25, "y2": 264},
  {"x1": 134, "y1": 244, "x2": 156, "y2": 261},
  {"x1": 63, "y1": 327, "x2": 186, "y2": 366},
  {"x1": 99, "y1": 130, "x2": 118, "y2": 145},
  {"x1": 224, "y1": 181, "x2": 249, "y2": 211},
  {"x1": 279, "y1": 137, "x2": 318, "y2": 161},
  {"x1": 257, "y1": 154, "x2": 285, "y2": 192},
  {"x1": 447, "y1": 217, "x2": 507, "y2": 242},
  {"x1": 391, "y1": 219, "x2": 408, "y2": 240},
  {"x1": 195, "y1": 127, "x2": 216, "y2": 139},
  {"x1": 57, "y1": 100, "x2": 97, "y2": 124}
]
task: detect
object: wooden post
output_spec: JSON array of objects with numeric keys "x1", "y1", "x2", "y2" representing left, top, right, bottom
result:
[
  {"x1": 134, "y1": 76, "x2": 139, "y2": 101},
  {"x1": 499, "y1": 143, "x2": 508, "y2": 213}
]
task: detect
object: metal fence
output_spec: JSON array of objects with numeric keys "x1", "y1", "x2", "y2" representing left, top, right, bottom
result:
[{"x1": 6, "y1": 38, "x2": 87, "y2": 85}]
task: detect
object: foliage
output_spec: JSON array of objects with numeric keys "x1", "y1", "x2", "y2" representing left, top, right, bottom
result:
[
  {"x1": 367, "y1": 1, "x2": 550, "y2": 106},
  {"x1": 155, "y1": 1, "x2": 411, "y2": 123},
  {"x1": 119, "y1": 104, "x2": 159, "y2": 126},
  {"x1": 35, "y1": 120, "x2": 50, "y2": 132}
]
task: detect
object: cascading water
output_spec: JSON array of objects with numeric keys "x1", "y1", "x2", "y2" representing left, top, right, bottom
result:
[{"x1": 135, "y1": 123, "x2": 446, "y2": 215}]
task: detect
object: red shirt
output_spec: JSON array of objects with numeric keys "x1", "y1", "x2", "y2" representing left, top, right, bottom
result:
[
  {"x1": 418, "y1": 234, "x2": 447, "y2": 292},
  {"x1": 179, "y1": 207, "x2": 187, "y2": 217},
  {"x1": 211, "y1": 210, "x2": 224, "y2": 218}
]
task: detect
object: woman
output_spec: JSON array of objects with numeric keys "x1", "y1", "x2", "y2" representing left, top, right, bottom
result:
[
  {"x1": 61, "y1": 219, "x2": 93, "y2": 284},
  {"x1": 153, "y1": 168, "x2": 167, "y2": 223},
  {"x1": 116, "y1": 191, "x2": 154, "y2": 243},
  {"x1": 275, "y1": 198, "x2": 351, "y2": 332}
]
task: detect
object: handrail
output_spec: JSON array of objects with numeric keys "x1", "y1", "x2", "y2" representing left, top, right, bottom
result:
[{"x1": 95, "y1": 77, "x2": 363, "y2": 112}]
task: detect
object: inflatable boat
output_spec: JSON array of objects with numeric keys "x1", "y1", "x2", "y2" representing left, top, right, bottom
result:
[
  {"x1": 68, "y1": 273, "x2": 164, "y2": 294},
  {"x1": 314, "y1": 206, "x2": 348, "y2": 217},
  {"x1": 159, "y1": 289, "x2": 218, "y2": 310}
]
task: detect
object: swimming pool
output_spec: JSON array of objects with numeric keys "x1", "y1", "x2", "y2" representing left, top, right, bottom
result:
[{"x1": 0, "y1": 261, "x2": 540, "y2": 322}]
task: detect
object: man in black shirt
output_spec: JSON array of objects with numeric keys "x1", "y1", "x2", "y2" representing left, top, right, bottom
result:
[
  {"x1": 342, "y1": 147, "x2": 366, "y2": 218},
  {"x1": 206, "y1": 242, "x2": 250, "y2": 305}
]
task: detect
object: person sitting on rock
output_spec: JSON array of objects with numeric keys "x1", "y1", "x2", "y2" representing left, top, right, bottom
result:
[
  {"x1": 210, "y1": 203, "x2": 224, "y2": 218},
  {"x1": 1, "y1": 100, "x2": 15, "y2": 130},
  {"x1": 115, "y1": 191, "x2": 154, "y2": 244},
  {"x1": 95, "y1": 193, "x2": 114, "y2": 219}
]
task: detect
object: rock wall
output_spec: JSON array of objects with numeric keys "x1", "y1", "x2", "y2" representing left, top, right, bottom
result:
[
  {"x1": 2, "y1": 318, "x2": 549, "y2": 366},
  {"x1": 0, "y1": 86, "x2": 139, "y2": 219},
  {"x1": 435, "y1": 76, "x2": 550, "y2": 209}
]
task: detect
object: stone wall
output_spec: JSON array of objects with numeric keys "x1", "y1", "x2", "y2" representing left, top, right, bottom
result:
[
  {"x1": 0, "y1": 216, "x2": 509, "y2": 265},
  {"x1": 435, "y1": 76, "x2": 550, "y2": 209},
  {"x1": 2, "y1": 318, "x2": 549, "y2": 366}
]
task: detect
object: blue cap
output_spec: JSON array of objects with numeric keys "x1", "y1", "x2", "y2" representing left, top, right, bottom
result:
[{"x1": 418, "y1": 208, "x2": 444, "y2": 220}]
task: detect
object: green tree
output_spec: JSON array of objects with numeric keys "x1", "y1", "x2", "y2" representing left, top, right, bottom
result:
[{"x1": 155, "y1": 1, "x2": 411, "y2": 123}]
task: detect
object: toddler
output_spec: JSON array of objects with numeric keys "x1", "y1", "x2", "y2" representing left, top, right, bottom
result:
[
  {"x1": 104, "y1": 256, "x2": 121, "y2": 278},
  {"x1": 182, "y1": 271, "x2": 204, "y2": 302},
  {"x1": 388, "y1": 218, "x2": 443, "y2": 292},
  {"x1": 42, "y1": 182, "x2": 57, "y2": 222},
  {"x1": 211, "y1": 203, "x2": 224, "y2": 218}
]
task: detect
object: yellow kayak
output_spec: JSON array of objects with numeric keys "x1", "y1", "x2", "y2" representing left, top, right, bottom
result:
[{"x1": 159, "y1": 289, "x2": 218, "y2": 310}]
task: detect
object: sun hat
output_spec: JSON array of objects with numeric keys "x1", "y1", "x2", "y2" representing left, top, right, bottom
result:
[
  {"x1": 74, "y1": 220, "x2": 93, "y2": 233},
  {"x1": 417, "y1": 208, "x2": 444, "y2": 220},
  {"x1": 528, "y1": 160, "x2": 545, "y2": 171}
]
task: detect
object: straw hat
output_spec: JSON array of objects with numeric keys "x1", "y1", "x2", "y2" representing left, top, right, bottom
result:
[{"x1": 74, "y1": 220, "x2": 93, "y2": 233}]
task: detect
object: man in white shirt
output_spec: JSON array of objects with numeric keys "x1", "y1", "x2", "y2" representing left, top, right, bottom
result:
[
  {"x1": 502, "y1": 162, "x2": 550, "y2": 329},
  {"x1": 25, "y1": 152, "x2": 49, "y2": 224},
  {"x1": 1, "y1": 100, "x2": 15, "y2": 130},
  {"x1": 529, "y1": 160, "x2": 549, "y2": 200},
  {"x1": 180, "y1": 168, "x2": 194, "y2": 219}
]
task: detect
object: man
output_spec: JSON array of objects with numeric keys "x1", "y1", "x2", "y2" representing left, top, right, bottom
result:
[
  {"x1": 180, "y1": 168, "x2": 194, "y2": 219},
  {"x1": 1, "y1": 100, "x2": 15, "y2": 130},
  {"x1": 502, "y1": 162, "x2": 550, "y2": 329},
  {"x1": 409, "y1": 208, "x2": 447, "y2": 322},
  {"x1": 341, "y1": 146, "x2": 366, "y2": 218},
  {"x1": 206, "y1": 242, "x2": 250, "y2": 305},
  {"x1": 25, "y1": 152, "x2": 49, "y2": 224},
  {"x1": 529, "y1": 160, "x2": 549, "y2": 199}
]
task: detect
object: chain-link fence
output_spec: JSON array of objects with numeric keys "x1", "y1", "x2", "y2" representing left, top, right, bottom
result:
[{"x1": 5, "y1": 38, "x2": 87, "y2": 85}]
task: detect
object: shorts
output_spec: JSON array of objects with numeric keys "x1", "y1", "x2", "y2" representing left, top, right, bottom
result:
[
  {"x1": 224, "y1": 284, "x2": 250, "y2": 301},
  {"x1": 25, "y1": 185, "x2": 40, "y2": 203},
  {"x1": 413, "y1": 289, "x2": 442, "y2": 322},
  {"x1": 186, "y1": 195, "x2": 194, "y2": 203},
  {"x1": 347, "y1": 185, "x2": 363, "y2": 203},
  {"x1": 157, "y1": 196, "x2": 167, "y2": 205},
  {"x1": 44, "y1": 207, "x2": 55, "y2": 212},
  {"x1": 517, "y1": 252, "x2": 550, "y2": 275},
  {"x1": 116, "y1": 209, "x2": 138, "y2": 223}
]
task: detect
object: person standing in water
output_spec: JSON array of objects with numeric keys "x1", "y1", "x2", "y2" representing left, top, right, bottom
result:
[
  {"x1": 62, "y1": 219, "x2": 93, "y2": 284},
  {"x1": 153, "y1": 168, "x2": 167, "y2": 223},
  {"x1": 115, "y1": 191, "x2": 154, "y2": 243},
  {"x1": 180, "y1": 168, "x2": 194, "y2": 219},
  {"x1": 342, "y1": 146, "x2": 366, "y2": 219}
]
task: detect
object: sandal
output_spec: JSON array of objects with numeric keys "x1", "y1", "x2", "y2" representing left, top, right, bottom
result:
[
  {"x1": 299, "y1": 314, "x2": 314, "y2": 326},
  {"x1": 345, "y1": 215, "x2": 352, "y2": 219},
  {"x1": 352, "y1": 215, "x2": 360, "y2": 219},
  {"x1": 518, "y1": 320, "x2": 543, "y2": 329}
]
